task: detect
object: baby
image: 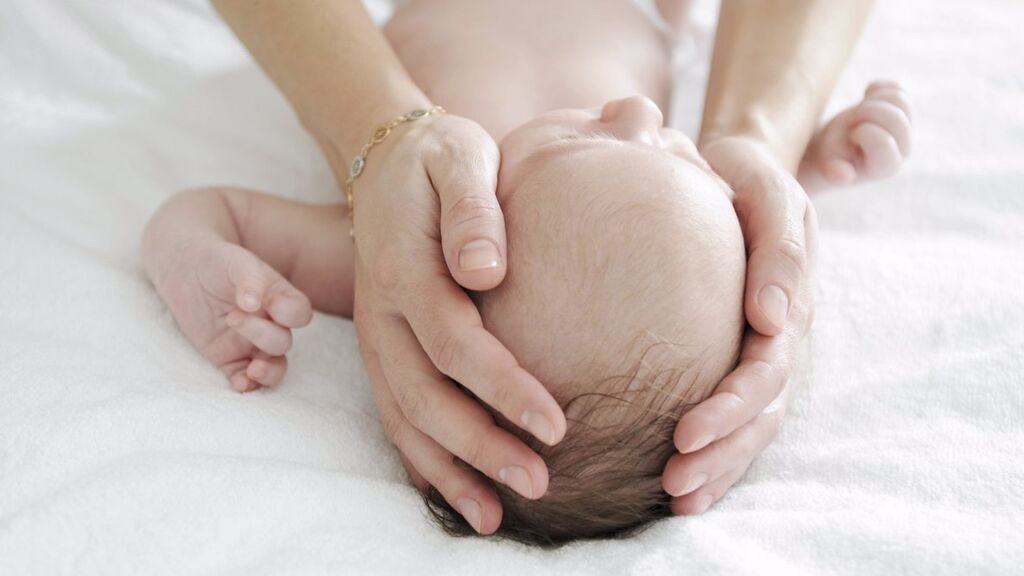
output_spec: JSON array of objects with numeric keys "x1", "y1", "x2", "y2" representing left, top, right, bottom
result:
[{"x1": 142, "y1": 0, "x2": 911, "y2": 545}]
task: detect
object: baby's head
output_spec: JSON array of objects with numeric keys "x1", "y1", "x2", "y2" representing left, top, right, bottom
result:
[{"x1": 428, "y1": 96, "x2": 746, "y2": 545}]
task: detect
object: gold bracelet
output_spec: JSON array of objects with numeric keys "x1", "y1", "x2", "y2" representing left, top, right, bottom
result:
[{"x1": 344, "y1": 106, "x2": 446, "y2": 236}]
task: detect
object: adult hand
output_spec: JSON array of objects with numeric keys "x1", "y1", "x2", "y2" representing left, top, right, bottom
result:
[
  {"x1": 663, "y1": 136, "x2": 817, "y2": 514},
  {"x1": 348, "y1": 113, "x2": 568, "y2": 535}
]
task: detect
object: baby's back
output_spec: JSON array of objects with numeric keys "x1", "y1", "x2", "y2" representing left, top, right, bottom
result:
[{"x1": 384, "y1": 0, "x2": 671, "y2": 139}]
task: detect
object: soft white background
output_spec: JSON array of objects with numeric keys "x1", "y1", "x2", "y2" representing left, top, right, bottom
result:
[{"x1": 1, "y1": 1, "x2": 1022, "y2": 575}]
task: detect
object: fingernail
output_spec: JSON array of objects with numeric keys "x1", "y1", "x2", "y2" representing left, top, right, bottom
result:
[
  {"x1": 456, "y1": 497, "x2": 483, "y2": 533},
  {"x1": 521, "y1": 411, "x2": 556, "y2": 445},
  {"x1": 498, "y1": 466, "x2": 534, "y2": 499},
  {"x1": 695, "y1": 494, "x2": 713, "y2": 514},
  {"x1": 685, "y1": 434, "x2": 715, "y2": 453},
  {"x1": 458, "y1": 239, "x2": 500, "y2": 271},
  {"x1": 241, "y1": 291, "x2": 261, "y2": 311},
  {"x1": 757, "y1": 284, "x2": 789, "y2": 330},
  {"x1": 681, "y1": 473, "x2": 709, "y2": 495}
]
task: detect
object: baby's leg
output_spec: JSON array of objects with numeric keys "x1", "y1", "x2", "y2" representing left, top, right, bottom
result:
[{"x1": 142, "y1": 187, "x2": 354, "y2": 391}]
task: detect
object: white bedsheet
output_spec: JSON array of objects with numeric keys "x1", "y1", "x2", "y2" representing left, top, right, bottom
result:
[{"x1": 1, "y1": 1, "x2": 1022, "y2": 574}]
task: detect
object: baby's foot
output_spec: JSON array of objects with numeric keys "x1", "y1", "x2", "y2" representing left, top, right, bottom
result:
[
  {"x1": 798, "y1": 80, "x2": 912, "y2": 191},
  {"x1": 150, "y1": 238, "x2": 313, "y2": 392}
]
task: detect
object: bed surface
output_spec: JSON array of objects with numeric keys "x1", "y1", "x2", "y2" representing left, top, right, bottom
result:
[{"x1": 1, "y1": 1, "x2": 1022, "y2": 574}]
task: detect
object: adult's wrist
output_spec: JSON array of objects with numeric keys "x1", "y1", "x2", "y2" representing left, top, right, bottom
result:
[
  {"x1": 699, "y1": 136, "x2": 809, "y2": 208},
  {"x1": 699, "y1": 113, "x2": 807, "y2": 176},
  {"x1": 323, "y1": 79, "x2": 432, "y2": 159},
  {"x1": 699, "y1": 135, "x2": 777, "y2": 176},
  {"x1": 314, "y1": 86, "x2": 431, "y2": 187}
]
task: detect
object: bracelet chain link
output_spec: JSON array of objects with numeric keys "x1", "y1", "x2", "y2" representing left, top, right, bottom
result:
[{"x1": 344, "y1": 106, "x2": 446, "y2": 238}]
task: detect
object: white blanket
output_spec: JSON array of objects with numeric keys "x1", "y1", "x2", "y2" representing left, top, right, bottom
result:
[{"x1": 1, "y1": 1, "x2": 1022, "y2": 574}]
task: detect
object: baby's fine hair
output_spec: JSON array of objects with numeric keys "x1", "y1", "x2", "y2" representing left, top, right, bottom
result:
[
  {"x1": 422, "y1": 138, "x2": 747, "y2": 545},
  {"x1": 425, "y1": 341, "x2": 721, "y2": 547}
]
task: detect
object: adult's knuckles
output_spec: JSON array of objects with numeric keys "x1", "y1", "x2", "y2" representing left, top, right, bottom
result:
[
  {"x1": 379, "y1": 409, "x2": 407, "y2": 446},
  {"x1": 765, "y1": 236, "x2": 808, "y2": 284},
  {"x1": 485, "y1": 377, "x2": 517, "y2": 416},
  {"x1": 671, "y1": 453, "x2": 700, "y2": 478},
  {"x1": 734, "y1": 161, "x2": 793, "y2": 201},
  {"x1": 426, "y1": 119, "x2": 496, "y2": 168},
  {"x1": 444, "y1": 195, "x2": 501, "y2": 231},
  {"x1": 739, "y1": 360, "x2": 779, "y2": 396},
  {"x1": 714, "y1": 391, "x2": 746, "y2": 416},
  {"x1": 685, "y1": 397, "x2": 734, "y2": 435},
  {"x1": 460, "y1": 434, "x2": 491, "y2": 473},
  {"x1": 392, "y1": 378, "x2": 435, "y2": 430},
  {"x1": 426, "y1": 328, "x2": 466, "y2": 377}
]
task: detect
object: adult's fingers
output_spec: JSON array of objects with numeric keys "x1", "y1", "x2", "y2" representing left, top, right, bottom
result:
[
  {"x1": 362, "y1": 342, "x2": 503, "y2": 535},
  {"x1": 670, "y1": 462, "x2": 750, "y2": 516},
  {"x1": 373, "y1": 310, "x2": 549, "y2": 500},
  {"x1": 665, "y1": 405, "x2": 784, "y2": 497},
  {"x1": 390, "y1": 259, "x2": 566, "y2": 447},
  {"x1": 702, "y1": 138, "x2": 811, "y2": 337},
  {"x1": 398, "y1": 452, "x2": 428, "y2": 492},
  {"x1": 425, "y1": 121, "x2": 508, "y2": 292},
  {"x1": 672, "y1": 253, "x2": 809, "y2": 457},
  {"x1": 672, "y1": 203, "x2": 815, "y2": 455},
  {"x1": 672, "y1": 356, "x2": 785, "y2": 454},
  {"x1": 735, "y1": 167, "x2": 809, "y2": 337}
]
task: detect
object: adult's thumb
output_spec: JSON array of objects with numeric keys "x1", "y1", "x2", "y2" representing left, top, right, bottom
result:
[{"x1": 428, "y1": 123, "x2": 507, "y2": 291}]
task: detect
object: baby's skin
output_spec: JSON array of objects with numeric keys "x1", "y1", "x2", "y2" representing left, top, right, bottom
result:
[
  {"x1": 142, "y1": 84, "x2": 910, "y2": 392},
  {"x1": 142, "y1": 0, "x2": 912, "y2": 540}
]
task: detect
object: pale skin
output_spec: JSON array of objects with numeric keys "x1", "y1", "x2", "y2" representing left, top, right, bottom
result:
[
  {"x1": 193, "y1": 0, "x2": 904, "y2": 532},
  {"x1": 143, "y1": 87, "x2": 906, "y2": 523}
]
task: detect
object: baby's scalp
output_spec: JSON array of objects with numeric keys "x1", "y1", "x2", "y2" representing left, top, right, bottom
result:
[{"x1": 428, "y1": 141, "x2": 747, "y2": 545}]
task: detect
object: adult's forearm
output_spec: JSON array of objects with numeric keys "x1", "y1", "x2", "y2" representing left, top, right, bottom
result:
[
  {"x1": 699, "y1": 0, "x2": 873, "y2": 173},
  {"x1": 212, "y1": 0, "x2": 429, "y2": 166}
]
